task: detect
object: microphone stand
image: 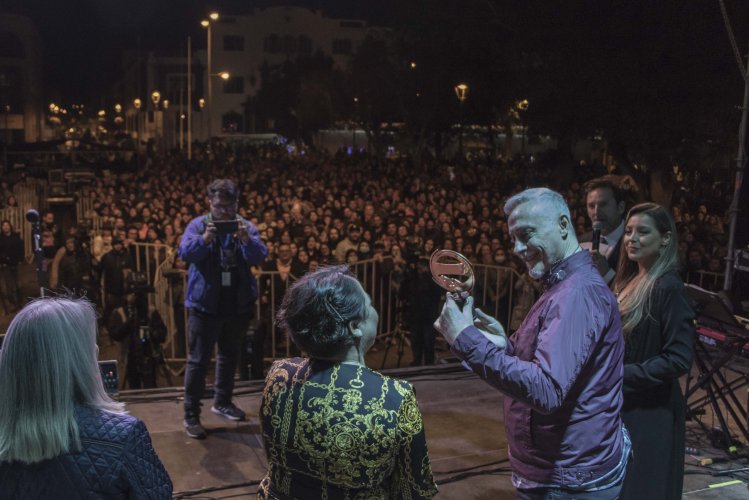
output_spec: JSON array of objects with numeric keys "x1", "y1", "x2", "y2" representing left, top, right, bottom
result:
[{"x1": 31, "y1": 220, "x2": 45, "y2": 297}]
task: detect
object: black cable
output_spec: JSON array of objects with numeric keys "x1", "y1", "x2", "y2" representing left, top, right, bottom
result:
[
  {"x1": 433, "y1": 458, "x2": 510, "y2": 476},
  {"x1": 173, "y1": 480, "x2": 261, "y2": 499},
  {"x1": 435, "y1": 466, "x2": 513, "y2": 485}
]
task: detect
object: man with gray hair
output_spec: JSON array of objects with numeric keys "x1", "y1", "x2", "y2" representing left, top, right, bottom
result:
[{"x1": 434, "y1": 187, "x2": 629, "y2": 498}]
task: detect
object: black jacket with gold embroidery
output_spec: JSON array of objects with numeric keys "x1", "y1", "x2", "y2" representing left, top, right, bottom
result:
[{"x1": 259, "y1": 358, "x2": 437, "y2": 500}]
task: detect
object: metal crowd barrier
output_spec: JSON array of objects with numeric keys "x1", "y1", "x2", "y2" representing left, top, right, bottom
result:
[
  {"x1": 685, "y1": 270, "x2": 724, "y2": 292},
  {"x1": 1, "y1": 180, "x2": 47, "y2": 262},
  {"x1": 143, "y1": 255, "x2": 521, "y2": 372}
]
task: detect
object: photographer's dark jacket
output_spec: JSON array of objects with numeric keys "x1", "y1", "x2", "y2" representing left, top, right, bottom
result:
[
  {"x1": 99, "y1": 248, "x2": 133, "y2": 296},
  {"x1": 0, "y1": 230, "x2": 23, "y2": 267},
  {"x1": 179, "y1": 215, "x2": 267, "y2": 315},
  {"x1": 107, "y1": 303, "x2": 167, "y2": 344},
  {"x1": 0, "y1": 405, "x2": 172, "y2": 499}
]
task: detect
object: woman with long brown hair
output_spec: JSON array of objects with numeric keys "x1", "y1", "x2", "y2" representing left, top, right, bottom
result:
[{"x1": 613, "y1": 203, "x2": 695, "y2": 500}]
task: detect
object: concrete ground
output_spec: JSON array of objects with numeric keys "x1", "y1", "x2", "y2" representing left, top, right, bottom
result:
[{"x1": 3, "y1": 262, "x2": 749, "y2": 498}]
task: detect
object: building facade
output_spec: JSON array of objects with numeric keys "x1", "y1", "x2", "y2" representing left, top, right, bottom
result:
[
  {"x1": 206, "y1": 6, "x2": 372, "y2": 137},
  {"x1": 0, "y1": 12, "x2": 44, "y2": 145}
]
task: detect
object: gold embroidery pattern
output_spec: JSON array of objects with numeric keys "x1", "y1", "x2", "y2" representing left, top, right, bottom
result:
[{"x1": 259, "y1": 358, "x2": 437, "y2": 500}]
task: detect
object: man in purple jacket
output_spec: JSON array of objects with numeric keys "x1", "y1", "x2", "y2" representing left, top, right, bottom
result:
[{"x1": 434, "y1": 187, "x2": 630, "y2": 499}]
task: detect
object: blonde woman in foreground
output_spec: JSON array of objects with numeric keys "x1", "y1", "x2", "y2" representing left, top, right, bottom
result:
[{"x1": 0, "y1": 296, "x2": 172, "y2": 499}]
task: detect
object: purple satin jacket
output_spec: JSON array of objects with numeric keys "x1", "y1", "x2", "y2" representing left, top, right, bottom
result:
[{"x1": 452, "y1": 251, "x2": 624, "y2": 486}]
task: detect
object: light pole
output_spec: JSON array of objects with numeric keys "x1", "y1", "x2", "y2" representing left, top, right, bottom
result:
[
  {"x1": 352, "y1": 96, "x2": 359, "y2": 150},
  {"x1": 454, "y1": 83, "x2": 469, "y2": 163},
  {"x1": 516, "y1": 99, "x2": 529, "y2": 156},
  {"x1": 133, "y1": 98, "x2": 142, "y2": 168},
  {"x1": 151, "y1": 91, "x2": 163, "y2": 153},
  {"x1": 201, "y1": 11, "x2": 219, "y2": 138},
  {"x1": 0, "y1": 74, "x2": 9, "y2": 173},
  {"x1": 198, "y1": 98, "x2": 205, "y2": 142},
  {"x1": 162, "y1": 99, "x2": 169, "y2": 152}
]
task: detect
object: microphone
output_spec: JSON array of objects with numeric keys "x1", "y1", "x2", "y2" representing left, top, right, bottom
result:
[
  {"x1": 592, "y1": 222, "x2": 602, "y2": 253},
  {"x1": 26, "y1": 209, "x2": 40, "y2": 223}
]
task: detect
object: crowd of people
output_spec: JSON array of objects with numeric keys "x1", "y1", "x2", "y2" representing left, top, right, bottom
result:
[
  {"x1": 2, "y1": 145, "x2": 734, "y2": 293},
  {"x1": 0, "y1": 144, "x2": 738, "y2": 378}
]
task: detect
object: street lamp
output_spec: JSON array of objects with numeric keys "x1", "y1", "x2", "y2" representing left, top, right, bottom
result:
[
  {"x1": 516, "y1": 99, "x2": 529, "y2": 155},
  {"x1": 454, "y1": 83, "x2": 469, "y2": 162},
  {"x1": 133, "y1": 98, "x2": 142, "y2": 140},
  {"x1": 151, "y1": 91, "x2": 164, "y2": 153},
  {"x1": 201, "y1": 11, "x2": 220, "y2": 138},
  {"x1": 133, "y1": 98, "x2": 143, "y2": 169},
  {"x1": 352, "y1": 96, "x2": 359, "y2": 150}
]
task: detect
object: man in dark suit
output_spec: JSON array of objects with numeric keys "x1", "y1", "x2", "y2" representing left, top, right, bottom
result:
[{"x1": 579, "y1": 177, "x2": 627, "y2": 285}]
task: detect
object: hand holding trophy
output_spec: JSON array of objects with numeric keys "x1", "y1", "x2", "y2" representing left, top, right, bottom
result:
[{"x1": 430, "y1": 249, "x2": 507, "y2": 349}]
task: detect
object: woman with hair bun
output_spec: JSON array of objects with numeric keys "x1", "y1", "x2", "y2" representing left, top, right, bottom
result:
[{"x1": 258, "y1": 265, "x2": 437, "y2": 500}]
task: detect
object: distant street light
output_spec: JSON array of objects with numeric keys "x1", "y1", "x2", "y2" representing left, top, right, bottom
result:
[
  {"x1": 201, "y1": 11, "x2": 220, "y2": 138},
  {"x1": 454, "y1": 83, "x2": 469, "y2": 162},
  {"x1": 516, "y1": 99, "x2": 529, "y2": 155},
  {"x1": 352, "y1": 97, "x2": 359, "y2": 150},
  {"x1": 133, "y1": 99, "x2": 142, "y2": 140},
  {"x1": 133, "y1": 98, "x2": 143, "y2": 169}
]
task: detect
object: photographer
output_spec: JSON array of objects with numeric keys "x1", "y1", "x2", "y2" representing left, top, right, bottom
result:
[
  {"x1": 108, "y1": 272, "x2": 167, "y2": 390},
  {"x1": 0, "y1": 220, "x2": 23, "y2": 314},
  {"x1": 178, "y1": 178, "x2": 267, "y2": 439}
]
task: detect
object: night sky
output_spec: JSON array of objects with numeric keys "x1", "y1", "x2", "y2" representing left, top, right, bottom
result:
[
  {"x1": 3, "y1": 0, "x2": 395, "y2": 104},
  {"x1": 2, "y1": 0, "x2": 748, "y2": 112}
]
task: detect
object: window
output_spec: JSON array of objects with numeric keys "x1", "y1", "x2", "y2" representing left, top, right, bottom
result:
[
  {"x1": 223, "y1": 76, "x2": 244, "y2": 94},
  {"x1": 332, "y1": 39, "x2": 352, "y2": 55},
  {"x1": 283, "y1": 35, "x2": 296, "y2": 53},
  {"x1": 298, "y1": 36, "x2": 312, "y2": 55},
  {"x1": 0, "y1": 33, "x2": 25, "y2": 58},
  {"x1": 264, "y1": 34, "x2": 280, "y2": 54},
  {"x1": 222, "y1": 111, "x2": 244, "y2": 133},
  {"x1": 223, "y1": 35, "x2": 244, "y2": 51}
]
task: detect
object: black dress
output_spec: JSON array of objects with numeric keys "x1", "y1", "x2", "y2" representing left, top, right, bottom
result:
[{"x1": 620, "y1": 271, "x2": 695, "y2": 500}]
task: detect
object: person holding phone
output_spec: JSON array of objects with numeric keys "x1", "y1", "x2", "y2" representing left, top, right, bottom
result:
[{"x1": 178, "y1": 179, "x2": 268, "y2": 439}]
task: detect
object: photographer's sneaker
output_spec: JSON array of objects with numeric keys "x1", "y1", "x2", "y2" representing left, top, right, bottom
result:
[
  {"x1": 184, "y1": 417, "x2": 207, "y2": 439},
  {"x1": 211, "y1": 402, "x2": 246, "y2": 421}
]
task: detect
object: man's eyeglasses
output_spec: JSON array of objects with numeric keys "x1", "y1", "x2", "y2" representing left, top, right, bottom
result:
[{"x1": 211, "y1": 200, "x2": 237, "y2": 212}]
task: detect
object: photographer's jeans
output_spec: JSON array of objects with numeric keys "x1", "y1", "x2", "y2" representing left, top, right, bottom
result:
[{"x1": 184, "y1": 308, "x2": 251, "y2": 417}]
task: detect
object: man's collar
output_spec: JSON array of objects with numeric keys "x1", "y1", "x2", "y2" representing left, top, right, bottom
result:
[
  {"x1": 544, "y1": 249, "x2": 590, "y2": 287},
  {"x1": 604, "y1": 220, "x2": 625, "y2": 244}
]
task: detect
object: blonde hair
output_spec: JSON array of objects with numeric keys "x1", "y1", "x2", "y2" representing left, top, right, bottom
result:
[
  {"x1": 613, "y1": 203, "x2": 679, "y2": 334},
  {"x1": 0, "y1": 297, "x2": 125, "y2": 464}
]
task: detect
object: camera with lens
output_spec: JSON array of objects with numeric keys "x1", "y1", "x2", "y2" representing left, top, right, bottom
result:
[{"x1": 127, "y1": 271, "x2": 149, "y2": 294}]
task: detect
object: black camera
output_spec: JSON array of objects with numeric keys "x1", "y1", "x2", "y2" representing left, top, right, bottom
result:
[
  {"x1": 127, "y1": 271, "x2": 149, "y2": 293},
  {"x1": 214, "y1": 219, "x2": 239, "y2": 235}
]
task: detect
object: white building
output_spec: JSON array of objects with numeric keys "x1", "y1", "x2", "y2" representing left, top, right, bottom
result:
[
  {"x1": 0, "y1": 12, "x2": 44, "y2": 144},
  {"x1": 204, "y1": 6, "x2": 374, "y2": 137}
]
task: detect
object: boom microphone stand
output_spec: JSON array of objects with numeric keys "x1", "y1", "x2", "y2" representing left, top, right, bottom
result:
[{"x1": 26, "y1": 209, "x2": 46, "y2": 297}]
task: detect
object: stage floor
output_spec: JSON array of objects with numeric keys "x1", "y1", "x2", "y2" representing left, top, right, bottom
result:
[{"x1": 119, "y1": 364, "x2": 749, "y2": 499}]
